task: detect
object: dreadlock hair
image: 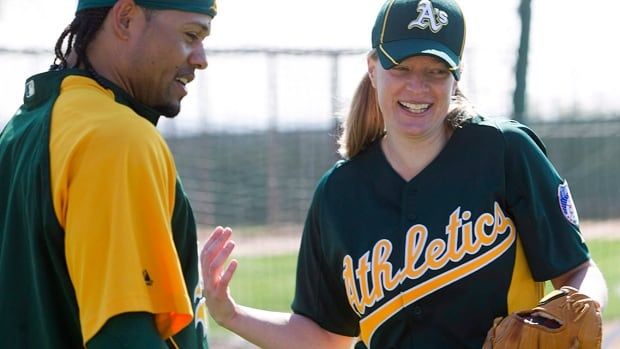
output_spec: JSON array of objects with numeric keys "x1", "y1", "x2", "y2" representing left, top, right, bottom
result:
[{"x1": 50, "y1": 7, "x2": 111, "y2": 84}]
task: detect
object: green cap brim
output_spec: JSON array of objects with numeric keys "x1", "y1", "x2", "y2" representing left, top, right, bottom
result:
[
  {"x1": 76, "y1": 0, "x2": 217, "y2": 17},
  {"x1": 377, "y1": 39, "x2": 461, "y2": 80}
]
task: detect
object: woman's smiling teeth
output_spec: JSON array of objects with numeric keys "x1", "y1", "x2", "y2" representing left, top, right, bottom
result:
[{"x1": 399, "y1": 101, "x2": 431, "y2": 113}]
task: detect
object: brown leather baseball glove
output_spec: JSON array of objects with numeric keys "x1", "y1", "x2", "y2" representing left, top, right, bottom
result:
[{"x1": 482, "y1": 286, "x2": 602, "y2": 349}]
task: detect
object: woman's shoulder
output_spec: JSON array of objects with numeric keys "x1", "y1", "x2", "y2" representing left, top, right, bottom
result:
[
  {"x1": 460, "y1": 116, "x2": 547, "y2": 154},
  {"x1": 334, "y1": 140, "x2": 382, "y2": 171},
  {"x1": 316, "y1": 141, "x2": 383, "y2": 188}
]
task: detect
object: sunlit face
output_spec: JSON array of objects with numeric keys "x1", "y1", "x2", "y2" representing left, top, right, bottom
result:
[
  {"x1": 125, "y1": 9, "x2": 212, "y2": 117},
  {"x1": 368, "y1": 54, "x2": 457, "y2": 139}
]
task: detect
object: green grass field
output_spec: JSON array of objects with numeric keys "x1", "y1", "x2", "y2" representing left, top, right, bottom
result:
[
  {"x1": 208, "y1": 238, "x2": 620, "y2": 340},
  {"x1": 207, "y1": 253, "x2": 297, "y2": 339},
  {"x1": 229, "y1": 253, "x2": 298, "y2": 311}
]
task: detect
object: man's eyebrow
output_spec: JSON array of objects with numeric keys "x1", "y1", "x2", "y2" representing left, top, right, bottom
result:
[{"x1": 183, "y1": 22, "x2": 211, "y2": 38}]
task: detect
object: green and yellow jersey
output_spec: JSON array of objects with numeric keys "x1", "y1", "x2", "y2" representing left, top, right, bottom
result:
[
  {"x1": 0, "y1": 69, "x2": 208, "y2": 348},
  {"x1": 292, "y1": 116, "x2": 590, "y2": 349}
]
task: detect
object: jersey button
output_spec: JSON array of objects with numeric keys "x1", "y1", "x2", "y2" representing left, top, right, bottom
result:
[{"x1": 412, "y1": 305, "x2": 423, "y2": 319}]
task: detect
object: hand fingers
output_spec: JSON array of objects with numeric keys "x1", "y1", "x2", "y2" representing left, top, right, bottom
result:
[
  {"x1": 203, "y1": 226, "x2": 231, "y2": 247},
  {"x1": 207, "y1": 240, "x2": 236, "y2": 287},
  {"x1": 201, "y1": 226, "x2": 233, "y2": 266},
  {"x1": 201, "y1": 227, "x2": 236, "y2": 293},
  {"x1": 216, "y1": 259, "x2": 238, "y2": 294},
  {"x1": 205, "y1": 225, "x2": 225, "y2": 242}
]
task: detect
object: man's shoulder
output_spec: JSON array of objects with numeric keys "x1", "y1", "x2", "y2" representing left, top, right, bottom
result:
[
  {"x1": 50, "y1": 77, "x2": 168, "y2": 162},
  {"x1": 56, "y1": 78, "x2": 159, "y2": 138}
]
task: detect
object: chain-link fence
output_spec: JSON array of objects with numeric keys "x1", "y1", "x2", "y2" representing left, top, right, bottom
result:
[{"x1": 4, "y1": 47, "x2": 618, "y2": 227}]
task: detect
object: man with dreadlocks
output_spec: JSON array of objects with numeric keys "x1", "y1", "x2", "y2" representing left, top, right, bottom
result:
[{"x1": 0, "y1": 1, "x2": 217, "y2": 348}]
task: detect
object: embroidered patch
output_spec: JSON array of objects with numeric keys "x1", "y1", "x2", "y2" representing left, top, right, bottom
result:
[{"x1": 558, "y1": 180, "x2": 579, "y2": 226}]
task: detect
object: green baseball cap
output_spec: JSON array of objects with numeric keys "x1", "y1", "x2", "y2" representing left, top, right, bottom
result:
[
  {"x1": 76, "y1": 0, "x2": 217, "y2": 17},
  {"x1": 372, "y1": 0, "x2": 465, "y2": 80}
]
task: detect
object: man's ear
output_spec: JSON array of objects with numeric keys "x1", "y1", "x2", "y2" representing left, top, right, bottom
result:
[{"x1": 110, "y1": 0, "x2": 141, "y2": 40}]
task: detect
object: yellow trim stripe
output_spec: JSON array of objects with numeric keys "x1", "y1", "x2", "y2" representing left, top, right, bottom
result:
[
  {"x1": 379, "y1": 45, "x2": 399, "y2": 66},
  {"x1": 378, "y1": 0, "x2": 399, "y2": 66},
  {"x1": 359, "y1": 230, "x2": 517, "y2": 346},
  {"x1": 380, "y1": 0, "x2": 396, "y2": 44},
  {"x1": 169, "y1": 337, "x2": 181, "y2": 349}
]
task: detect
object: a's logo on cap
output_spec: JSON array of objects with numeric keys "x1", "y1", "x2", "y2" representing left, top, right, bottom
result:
[{"x1": 407, "y1": 0, "x2": 449, "y2": 33}]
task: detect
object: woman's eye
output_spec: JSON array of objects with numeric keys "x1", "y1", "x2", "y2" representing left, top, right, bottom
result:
[
  {"x1": 393, "y1": 65, "x2": 409, "y2": 72},
  {"x1": 428, "y1": 68, "x2": 449, "y2": 77}
]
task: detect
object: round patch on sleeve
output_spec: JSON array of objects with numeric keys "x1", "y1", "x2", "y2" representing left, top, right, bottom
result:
[{"x1": 558, "y1": 180, "x2": 579, "y2": 226}]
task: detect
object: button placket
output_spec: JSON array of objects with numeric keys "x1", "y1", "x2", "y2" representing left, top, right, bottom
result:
[{"x1": 405, "y1": 185, "x2": 418, "y2": 222}]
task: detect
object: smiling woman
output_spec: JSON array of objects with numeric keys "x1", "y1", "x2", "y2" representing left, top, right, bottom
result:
[
  {"x1": 197, "y1": 1, "x2": 607, "y2": 349},
  {"x1": 367, "y1": 53, "x2": 459, "y2": 181}
]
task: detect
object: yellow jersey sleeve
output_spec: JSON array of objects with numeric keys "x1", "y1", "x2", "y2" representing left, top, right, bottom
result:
[{"x1": 50, "y1": 76, "x2": 193, "y2": 344}]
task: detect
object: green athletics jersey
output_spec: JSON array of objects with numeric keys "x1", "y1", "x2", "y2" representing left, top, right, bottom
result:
[
  {"x1": 292, "y1": 116, "x2": 589, "y2": 349},
  {"x1": 0, "y1": 69, "x2": 209, "y2": 348}
]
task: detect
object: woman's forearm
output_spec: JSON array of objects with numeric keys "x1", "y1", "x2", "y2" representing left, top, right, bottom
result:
[{"x1": 218, "y1": 306, "x2": 355, "y2": 349}]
